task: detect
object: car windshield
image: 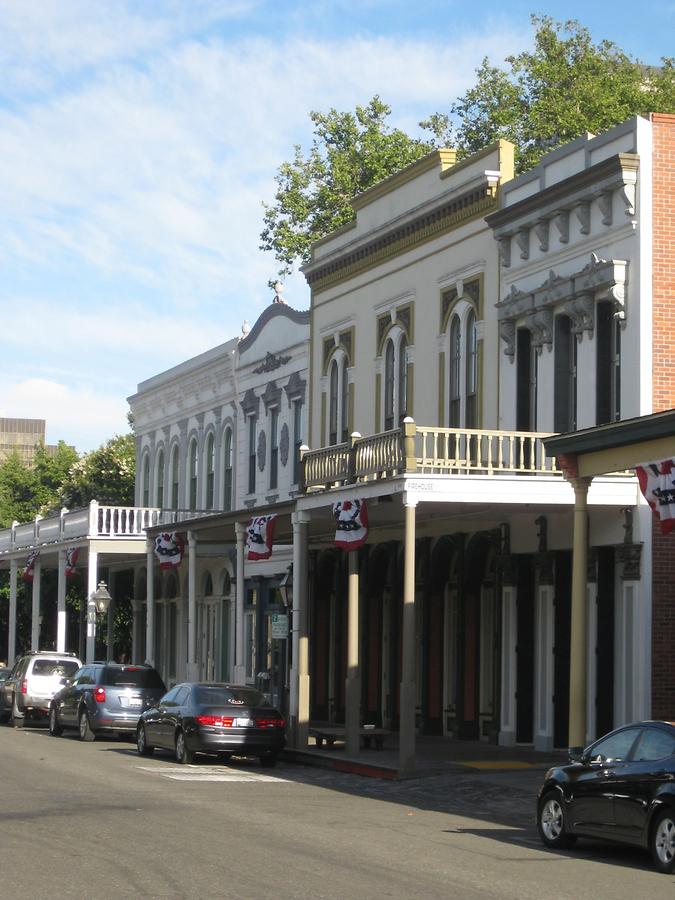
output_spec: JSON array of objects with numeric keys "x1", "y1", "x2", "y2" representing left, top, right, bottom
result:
[
  {"x1": 195, "y1": 686, "x2": 267, "y2": 707},
  {"x1": 102, "y1": 667, "x2": 166, "y2": 690},
  {"x1": 31, "y1": 659, "x2": 80, "y2": 677}
]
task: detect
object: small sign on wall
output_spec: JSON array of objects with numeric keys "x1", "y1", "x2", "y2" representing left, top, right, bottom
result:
[{"x1": 270, "y1": 613, "x2": 289, "y2": 639}]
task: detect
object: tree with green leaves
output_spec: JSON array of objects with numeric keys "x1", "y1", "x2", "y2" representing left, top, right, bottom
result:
[
  {"x1": 0, "y1": 442, "x2": 78, "y2": 528},
  {"x1": 260, "y1": 96, "x2": 437, "y2": 275},
  {"x1": 428, "y1": 16, "x2": 674, "y2": 173},
  {"x1": 59, "y1": 433, "x2": 136, "y2": 509}
]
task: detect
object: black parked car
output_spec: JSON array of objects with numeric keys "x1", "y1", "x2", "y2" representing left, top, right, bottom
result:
[
  {"x1": 49, "y1": 662, "x2": 166, "y2": 741},
  {"x1": 537, "y1": 720, "x2": 675, "y2": 873},
  {"x1": 136, "y1": 683, "x2": 286, "y2": 766}
]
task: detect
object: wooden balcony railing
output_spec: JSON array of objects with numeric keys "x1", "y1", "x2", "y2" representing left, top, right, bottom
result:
[{"x1": 301, "y1": 419, "x2": 561, "y2": 491}]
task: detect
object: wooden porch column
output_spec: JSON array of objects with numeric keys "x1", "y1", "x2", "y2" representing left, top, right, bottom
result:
[
  {"x1": 8, "y1": 559, "x2": 18, "y2": 664},
  {"x1": 399, "y1": 494, "x2": 417, "y2": 776},
  {"x1": 187, "y1": 531, "x2": 197, "y2": 680},
  {"x1": 233, "y1": 522, "x2": 247, "y2": 684},
  {"x1": 290, "y1": 510, "x2": 310, "y2": 749},
  {"x1": 86, "y1": 551, "x2": 98, "y2": 662},
  {"x1": 345, "y1": 550, "x2": 360, "y2": 755},
  {"x1": 30, "y1": 556, "x2": 42, "y2": 651},
  {"x1": 569, "y1": 476, "x2": 591, "y2": 749},
  {"x1": 106, "y1": 572, "x2": 116, "y2": 661},
  {"x1": 57, "y1": 549, "x2": 67, "y2": 653},
  {"x1": 145, "y1": 540, "x2": 155, "y2": 665}
]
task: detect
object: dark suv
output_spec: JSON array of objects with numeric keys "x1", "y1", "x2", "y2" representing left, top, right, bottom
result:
[
  {"x1": 49, "y1": 662, "x2": 166, "y2": 741},
  {"x1": 0, "y1": 651, "x2": 82, "y2": 726}
]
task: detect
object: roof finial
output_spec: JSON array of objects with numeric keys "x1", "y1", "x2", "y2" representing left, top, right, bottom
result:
[{"x1": 273, "y1": 281, "x2": 286, "y2": 304}]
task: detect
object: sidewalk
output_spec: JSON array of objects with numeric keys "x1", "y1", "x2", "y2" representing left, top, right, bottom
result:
[{"x1": 283, "y1": 732, "x2": 567, "y2": 782}]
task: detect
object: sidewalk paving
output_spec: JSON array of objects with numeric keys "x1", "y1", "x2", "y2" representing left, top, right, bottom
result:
[{"x1": 283, "y1": 732, "x2": 567, "y2": 784}]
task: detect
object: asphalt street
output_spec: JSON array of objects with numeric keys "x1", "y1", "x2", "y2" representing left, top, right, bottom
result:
[{"x1": 1, "y1": 723, "x2": 674, "y2": 900}]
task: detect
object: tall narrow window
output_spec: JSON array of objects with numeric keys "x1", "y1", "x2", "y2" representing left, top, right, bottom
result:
[
  {"x1": 340, "y1": 359, "x2": 349, "y2": 442},
  {"x1": 269, "y1": 407, "x2": 279, "y2": 490},
  {"x1": 292, "y1": 399, "x2": 303, "y2": 485},
  {"x1": 328, "y1": 356, "x2": 348, "y2": 445},
  {"x1": 384, "y1": 340, "x2": 395, "y2": 430},
  {"x1": 205, "y1": 433, "x2": 215, "y2": 509},
  {"x1": 398, "y1": 335, "x2": 408, "y2": 423},
  {"x1": 465, "y1": 311, "x2": 477, "y2": 428},
  {"x1": 223, "y1": 427, "x2": 233, "y2": 511},
  {"x1": 248, "y1": 416, "x2": 256, "y2": 494},
  {"x1": 554, "y1": 315, "x2": 577, "y2": 433},
  {"x1": 329, "y1": 360, "x2": 339, "y2": 445},
  {"x1": 156, "y1": 449, "x2": 165, "y2": 508},
  {"x1": 188, "y1": 439, "x2": 198, "y2": 511},
  {"x1": 141, "y1": 453, "x2": 150, "y2": 507},
  {"x1": 596, "y1": 302, "x2": 621, "y2": 425},
  {"x1": 170, "y1": 445, "x2": 179, "y2": 509},
  {"x1": 516, "y1": 328, "x2": 535, "y2": 431},
  {"x1": 449, "y1": 316, "x2": 461, "y2": 427}
]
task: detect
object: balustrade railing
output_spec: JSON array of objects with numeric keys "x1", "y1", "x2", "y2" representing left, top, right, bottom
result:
[{"x1": 301, "y1": 421, "x2": 561, "y2": 491}]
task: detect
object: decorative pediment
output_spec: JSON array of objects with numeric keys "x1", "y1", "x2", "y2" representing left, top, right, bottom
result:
[{"x1": 253, "y1": 351, "x2": 291, "y2": 374}]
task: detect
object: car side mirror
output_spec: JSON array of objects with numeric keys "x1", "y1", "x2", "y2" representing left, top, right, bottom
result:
[{"x1": 567, "y1": 746, "x2": 586, "y2": 764}]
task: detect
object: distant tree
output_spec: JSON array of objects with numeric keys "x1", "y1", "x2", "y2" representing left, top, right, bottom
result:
[
  {"x1": 0, "y1": 442, "x2": 78, "y2": 527},
  {"x1": 59, "y1": 434, "x2": 136, "y2": 509},
  {"x1": 260, "y1": 96, "x2": 438, "y2": 275},
  {"x1": 429, "y1": 16, "x2": 675, "y2": 173}
]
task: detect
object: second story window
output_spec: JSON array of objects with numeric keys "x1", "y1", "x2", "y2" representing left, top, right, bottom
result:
[
  {"x1": 188, "y1": 438, "x2": 198, "y2": 511},
  {"x1": 248, "y1": 415, "x2": 257, "y2": 494},
  {"x1": 205, "y1": 433, "x2": 215, "y2": 509},
  {"x1": 141, "y1": 452, "x2": 150, "y2": 507},
  {"x1": 269, "y1": 407, "x2": 279, "y2": 491},
  {"x1": 170, "y1": 445, "x2": 179, "y2": 509},
  {"x1": 383, "y1": 330, "x2": 408, "y2": 430},
  {"x1": 596, "y1": 301, "x2": 621, "y2": 425},
  {"x1": 292, "y1": 398, "x2": 303, "y2": 486},
  {"x1": 448, "y1": 309, "x2": 477, "y2": 428},
  {"x1": 223, "y1": 426, "x2": 233, "y2": 511},
  {"x1": 554, "y1": 314, "x2": 577, "y2": 433},
  {"x1": 156, "y1": 449, "x2": 164, "y2": 508},
  {"x1": 329, "y1": 354, "x2": 349, "y2": 445}
]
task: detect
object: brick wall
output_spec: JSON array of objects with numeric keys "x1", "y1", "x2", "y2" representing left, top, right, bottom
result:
[{"x1": 650, "y1": 114, "x2": 675, "y2": 718}]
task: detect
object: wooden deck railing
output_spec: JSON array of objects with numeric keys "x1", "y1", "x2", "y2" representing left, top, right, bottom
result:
[{"x1": 301, "y1": 419, "x2": 560, "y2": 491}]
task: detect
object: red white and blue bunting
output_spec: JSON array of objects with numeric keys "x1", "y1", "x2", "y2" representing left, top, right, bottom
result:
[
  {"x1": 154, "y1": 532, "x2": 185, "y2": 569},
  {"x1": 22, "y1": 549, "x2": 40, "y2": 583},
  {"x1": 246, "y1": 515, "x2": 277, "y2": 560},
  {"x1": 65, "y1": 547, "x2": 80, "y2": 578},
  {"x1": 333, "y1": 499, "x2": 369, "y2": 551},
  {"x1": 636, "y1": 458, "x2": 675, "y2": 535}
]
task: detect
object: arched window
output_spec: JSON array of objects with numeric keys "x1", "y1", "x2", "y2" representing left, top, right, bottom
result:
[
  {"x1": 223, "y1": 427, "x2": 233, "y2": 511},
  {"x1": 141, "y1": 452, "x2": 150, "y2": 507},
  {"x1": 383, "y1": 330, "x2": 408, "y2": 430},
  {"x1": 449, "y1": 315, "x2": 461, "y2": 427},
  {"x1": 188, "y1": 438, "x2": 198, "y2": 511},
  {"x1": 384, "y1": 339, "x2": 395, "y2": 430},
  {"x1": 328, "y1": 354, "x2": 348, "y2": 445},
  {"x1": 170, "y1": 445, "x2": 179, "y2": 510},
  {"x1": 465, "y1": 310, "x2": 477, "y2": 428},
  {"x1": 203, "y1": 572, "x2": 213, "y2": 596},
  {"x1": 447, "y1": 303, "x2": 479, "y2": 429},
  {"x1": 156, "y1": 449, "x2": 165, "y2": 508},
  {"x1": 205, "y1": 433, "x2": 215, "y2": 510}
]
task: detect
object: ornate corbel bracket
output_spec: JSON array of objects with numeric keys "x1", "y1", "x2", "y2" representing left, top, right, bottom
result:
[
  {"x1": 497, "y1": 236, "x2": 511, "y2": 267},
  {"x1": 527, "y1": 308, "x2": 553, "y2": 354},
  {"x1": 553, "y1": 209, "x2": 569, "y2": 244},
  {"x1": 499, "y1": 320, "x2": 516, "y2": 360},
  {"x1": 575, "y1": 200, "x2": 591, "y2": 235},
  {"x1": 534, "y1": 219, "x2": 549, "y2": 252},
  {"x1": 597, "y1": 189, "x2": 613, "y2": 226},
  {"x1": 564, "y1": 290, "x2": 595, "y2": 341},
  {"x1": 515, "y1": 227, "x2": 530, "y2": 260}
]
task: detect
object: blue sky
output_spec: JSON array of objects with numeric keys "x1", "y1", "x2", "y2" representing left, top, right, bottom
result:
[{"x1": 1, "y1": 0, "x2": 672, "y2": 453}]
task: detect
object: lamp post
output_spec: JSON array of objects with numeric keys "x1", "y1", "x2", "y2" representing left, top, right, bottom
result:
[
  {"x1": 86, "y1": 581, "x2": 112, "y2": 663},
  {"x1": 279, "y1": 564, "x2": 293, "y2": 608}
]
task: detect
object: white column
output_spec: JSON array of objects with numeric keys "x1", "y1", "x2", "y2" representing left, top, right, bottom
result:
[
  {"x1": 8, "y1": 559, "x2": 18, "y2": 664},
  {"x1": 187, "y1": 531, "x2": 197, "y2": 680},
  {"x1": 586, "y1": 581, "x2": 598, "y2": 743},
  {"x1": 233, "y1": 522, "x2": 247, "y2": 684},
  {"x1": 106, "y1": 571, "x2": 116, "y2": 661},
  {"x1": 86, "y1": 550, "x2": 98, "y2": 663},
  {"x1": 345, "y1": 550, "x2": 360, "y2": 755},
  {"x1": 568, "y1": 477, "x2": 591, "y2": 749},
  {"x1": 131, "y1": 599, "x2": 142, "y2": 664},
  {"x1": 399, "y1": 496, "x2": 417, "y2": 776},
  {"x1": 290, "y1": 510, "x2": 310, "y2": 749},
  {"x1": 145, "y1": 541, "x2": 155, "y2": 665},
  {"x1": 533, "y1": 585, "x2": 554, "y2": 751},
  {"x1": 31, "y1": 557, "x2": 42, "y2": 651},
  {"x1": 56, "y1": 550, "x2": 67, "y2": 653},
  {"x1": 499, "y1": 586, "x2": 517, "y2": 746}
]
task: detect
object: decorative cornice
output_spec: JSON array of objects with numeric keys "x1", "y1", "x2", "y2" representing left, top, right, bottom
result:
[{"x1": 351, "y1": 149, "x2": 457, "y2": 210}]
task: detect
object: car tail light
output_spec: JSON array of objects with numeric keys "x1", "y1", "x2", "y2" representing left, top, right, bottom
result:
[
  {"x1": 255, "y1": 717, "x2": 284, "y2": 729},
  {"x1": 195, "y1": 715, "x2": 234, "y2": 728},
  {"x1": 21, "y1": 680, "x2": 27, "y2": 695},
  {"x1": 94, "y1": 687, "x2": 106, "y2": 703}
]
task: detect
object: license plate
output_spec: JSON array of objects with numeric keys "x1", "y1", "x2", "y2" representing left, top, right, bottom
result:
[
  {"x1": 121, "y1": 696, "x2": 142, "y2": 708},
  {"x1": 234, "y1": 717, "x2": 253, "y2": 727}
]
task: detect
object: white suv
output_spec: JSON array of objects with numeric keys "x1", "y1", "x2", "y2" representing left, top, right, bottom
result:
[{"x1": 1, "y1": 651, "x2": 82, "y2": 726}]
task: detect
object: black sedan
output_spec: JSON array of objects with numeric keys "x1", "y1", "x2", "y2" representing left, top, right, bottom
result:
[
  {"x1": 537, "y1": 720, "x2": 675, "y2": 873},
  {"x1": 136, "y1": 683, "x2": 286, "y2": 767}
]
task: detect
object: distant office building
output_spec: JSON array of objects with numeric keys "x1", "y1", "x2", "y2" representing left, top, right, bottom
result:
[{"x1": 0, "y1": 418, "x2": 67, "y2": 464}]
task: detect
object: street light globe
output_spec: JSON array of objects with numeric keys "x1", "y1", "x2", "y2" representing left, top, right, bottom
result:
[{"x1": 90, "y1": 581, "x2": 112, "y2": 615}]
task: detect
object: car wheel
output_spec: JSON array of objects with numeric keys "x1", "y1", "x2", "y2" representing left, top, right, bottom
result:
[
  {"x1": 10, "y1": 697, "x2": 24, "y2": 729},
  {"x1": 49, "y1": 705, "x2": 63, "y2": 737},
  {"x1": 136, "y1": 724, "x2": 154, "y2": 757},
  {"x1": 78, "y1": 709, "x2": 96, "y2": 742},
  {"x1": 537, "y1": 792, "x2": 576, "y2": 850},
  {"x1": 175, "y1": 729, "x2": 194, "y2": 765},
  {"x1": 651, "y1": 809, "x2": 675, "y2": 873},
  {"x1": 259, "y1": 752, "x2": 278, "y2": 768}
]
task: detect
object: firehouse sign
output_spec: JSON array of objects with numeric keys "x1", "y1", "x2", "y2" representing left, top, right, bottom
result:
[{"x1": 271, "y1": 613, "x2": 289, "y2": 639}]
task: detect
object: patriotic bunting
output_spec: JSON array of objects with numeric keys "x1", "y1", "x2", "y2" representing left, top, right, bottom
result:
[
  {"x1": 246, "y1": 515, "x2": 277, "y2": 560},
  {"x1": 154, "y1": 532, "x2": 185, "y2": 569},
  {"x1": 333, "y1": 498, "x2": 369, "y2": 551},
  {"x1": 65, "y1": 547, "x2": 80, "y2": 578},
  {"x1": 22, "y1": 549, "x2": 40, "y2": 583},
  {"x1": 636, "y1": 458, "x2": 675, "y2": 535}
]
